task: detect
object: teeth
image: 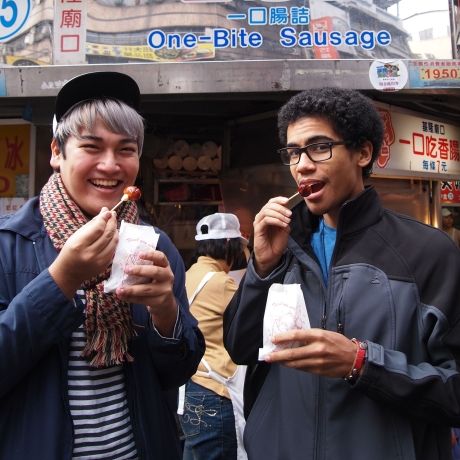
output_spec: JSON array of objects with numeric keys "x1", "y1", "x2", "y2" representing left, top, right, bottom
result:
[{"x1": 92, "y1": 179, "x2": 118, "y2": 187}]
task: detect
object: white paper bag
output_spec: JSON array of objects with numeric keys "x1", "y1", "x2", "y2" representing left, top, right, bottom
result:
[
  {"x1": 258, "y1": 283, "x2": 310, "y2": 361},
  {"x1": 104, "y1": 221, "x2": 160, "y2": 293}
]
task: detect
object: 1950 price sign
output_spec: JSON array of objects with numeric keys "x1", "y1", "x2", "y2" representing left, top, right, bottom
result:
[
  {"x1": 1, "y1": 0, "x2": 31, "y2": 42},
  {"x1": 420, "y1": 65, "x2": 460, "y2": 81}
]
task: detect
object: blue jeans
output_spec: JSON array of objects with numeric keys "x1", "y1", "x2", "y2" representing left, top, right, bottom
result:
[{"x1": 179, "y1": 380, "x2": 237, "y2": 460}]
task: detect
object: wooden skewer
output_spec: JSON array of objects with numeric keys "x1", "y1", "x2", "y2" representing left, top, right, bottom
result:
[
  {"x1": 110, "y1": 194, "x2": 129, "y2": 212},
  {"x1": 287, "y1": 191, "x2": 303, "y2": 209}
]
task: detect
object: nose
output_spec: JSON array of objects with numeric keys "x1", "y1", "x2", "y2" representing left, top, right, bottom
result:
[
  {"x1": 296, "y1": 152, "x2": 316, "y2": 170},
  {"x1": 97, "y1": 150, "x2": 120, "y2": 171}
]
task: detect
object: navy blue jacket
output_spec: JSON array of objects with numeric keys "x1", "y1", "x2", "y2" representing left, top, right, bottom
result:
[{"x1": 0, "y1": 197, "x2": 205, "y2": 460}]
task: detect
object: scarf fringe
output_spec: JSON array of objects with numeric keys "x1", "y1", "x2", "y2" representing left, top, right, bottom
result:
[{"x1": 82, "y1": 326, "x2": 134, "y2": 368}]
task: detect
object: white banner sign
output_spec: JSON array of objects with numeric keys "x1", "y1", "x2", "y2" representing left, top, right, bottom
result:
[
  {"x1": 53, "y1": 0, "x2": 87, "y2": 64},
  {"x1": 373, "y1": 105, "x2": 460, "y2": 180}
]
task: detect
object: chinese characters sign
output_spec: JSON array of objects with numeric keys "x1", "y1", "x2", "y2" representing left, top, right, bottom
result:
[
  {"x1": 409, "y1": 61, "x2": 460, "y2": 88},
  {"x1": 0, "y1": 123, "x2": 30, "y2": 197},
  {"x1": 440, "y1": 181, "x2": 460, "y2": 204},
  {"x1": 3, "y1": 1, "x2": 455, "y2": 65},
  {"x1": 374, "y1": 106, "x2": 460, "y2": 180},
  {"x1": 53, "y1": 0, "x2": 87, "y2": 64}
]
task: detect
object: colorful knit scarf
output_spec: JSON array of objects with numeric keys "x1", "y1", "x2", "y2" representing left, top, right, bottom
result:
[{"x1": 40, "y1": 173, "x2": 139, "y2": 368}]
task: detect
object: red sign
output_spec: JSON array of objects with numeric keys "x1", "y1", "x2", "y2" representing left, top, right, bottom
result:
[
  {"x1": 377, "y1": 108, "x2": 395, "y2": 168},
  {"x1": 441, "y1": 181, "x2": 460, "y2": 204},
  {"x1": 310, "y1": 17, "x2": 340, "y2": 59}
]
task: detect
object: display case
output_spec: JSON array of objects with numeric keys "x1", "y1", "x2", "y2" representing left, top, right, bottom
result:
[{"x1": 154, "y1": 178, "x2": 222, "y2": 205}]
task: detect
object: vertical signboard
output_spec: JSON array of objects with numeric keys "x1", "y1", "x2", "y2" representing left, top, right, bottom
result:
[
  {"x1": 0, "y1": 121, "x2": 31, "y2": 198},
  {"x1": 53, "y1": 0, "x2": 87, "y2": 64}
]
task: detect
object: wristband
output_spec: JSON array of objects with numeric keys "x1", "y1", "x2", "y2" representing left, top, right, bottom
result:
[{"x1": 344, "y1": 338, "x2": 367, "y2": 384}]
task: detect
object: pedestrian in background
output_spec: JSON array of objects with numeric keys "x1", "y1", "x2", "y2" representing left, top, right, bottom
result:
[
  {"x1": 441, "y1": 207, "x2": 460, "y2": 247},
  {"x1": 179, "y1": 213, "x2": 248, "y2": 460}
]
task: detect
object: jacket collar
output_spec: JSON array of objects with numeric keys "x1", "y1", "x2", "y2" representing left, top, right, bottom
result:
[
  {"x1": 0, "y1": 196, "x2": 46, "y2": 240},
  {"x1": 290, "y1": 185, "x2": 383, "y2": 246}
]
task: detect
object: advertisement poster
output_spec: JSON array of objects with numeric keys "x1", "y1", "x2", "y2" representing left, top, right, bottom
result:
[
  {"x1": 441, "y1": 181, "x2": 460, "y2": 205},
  {"x1": 0, "y1": 122, "x2": 31, "y2": 197}
]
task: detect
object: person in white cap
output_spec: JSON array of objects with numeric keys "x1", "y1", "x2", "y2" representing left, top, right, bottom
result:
[
  {"x1": 179, "y1": 213, "x2": 248, "y2": 460},
  {"x1": 442, "y1": 208, "x2": 460, "y2": 247},
  {"x1": 0, "y1": 71, "x2": 204, "y2": 460}
]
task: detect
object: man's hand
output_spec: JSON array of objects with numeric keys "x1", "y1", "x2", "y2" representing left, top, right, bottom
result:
[
  {"x1": 115, "y1": 250, "x2": 178, "y2": 337},
  {"x1": 264, "y1": 328, "x2": 357, "y2": 379},
  {"x1": 49, "y1": 208, "x2": 118, "y2": 298},
  {"x1": 253, "y1": 196, "x2": 292, "y2": 277}
]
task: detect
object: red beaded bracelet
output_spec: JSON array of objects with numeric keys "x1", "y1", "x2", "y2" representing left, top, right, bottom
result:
[{"x1": 344, "y1": 338, "x2": 367, "y2": 384}]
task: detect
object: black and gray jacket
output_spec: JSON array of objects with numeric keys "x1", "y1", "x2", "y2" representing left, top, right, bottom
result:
[{"x1": 224, "y1": 186, "x2": 460, "y2": 460}]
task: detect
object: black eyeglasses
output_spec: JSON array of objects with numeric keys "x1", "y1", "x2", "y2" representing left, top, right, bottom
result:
[{"x1": 278, "y1": 141, "x2": 349, "y2": 166}]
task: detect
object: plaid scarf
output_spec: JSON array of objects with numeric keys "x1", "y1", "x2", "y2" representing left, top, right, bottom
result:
[{"x1": 40, "y1": 173, "x2": 139, "y2": 368}]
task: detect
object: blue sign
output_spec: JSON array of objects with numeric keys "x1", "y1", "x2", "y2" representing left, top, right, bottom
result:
[
  {"x1": 0, "y1": 71, "x2": 6, "y2": 96},
  {"x1": 0, "y1": 0, "x2": 31, "y2": 42}
]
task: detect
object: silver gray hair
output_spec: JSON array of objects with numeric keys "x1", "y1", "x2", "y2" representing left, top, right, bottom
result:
[{"x1": 53, "y1": 98, "x2": 145, "y2": 155}]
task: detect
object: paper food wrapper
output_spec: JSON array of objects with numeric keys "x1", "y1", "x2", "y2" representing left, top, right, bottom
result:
[
  {"x1": 258, "y1": 283, "x2": 311, "y2": 361},
  {"x1": 104, "y1": 221, "x2": 160, "y2": 293}
]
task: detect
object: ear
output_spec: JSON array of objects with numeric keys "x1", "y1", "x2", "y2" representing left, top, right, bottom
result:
[
  {"x1": 50, "y1": 139, "x2": 61, "y2": 171},
  {"x1": 357, "y1": 140, "x2": 373, "y2": 169}
]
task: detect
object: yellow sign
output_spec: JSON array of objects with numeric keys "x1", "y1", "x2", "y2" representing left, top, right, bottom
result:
[
  {"x1": 86, "y1": 42, "x2": 215, "y2": 62},
  {"x1": 0, "y1": 124, "x2": 30, "y2": 197},
  {"x1": 5, "y1": 55, "x2": 49, "y2": 66}
]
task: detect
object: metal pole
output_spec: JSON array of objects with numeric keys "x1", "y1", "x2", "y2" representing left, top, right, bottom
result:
[{"x1": 448, "y1": 0, "x2": 458, "y2": 58}]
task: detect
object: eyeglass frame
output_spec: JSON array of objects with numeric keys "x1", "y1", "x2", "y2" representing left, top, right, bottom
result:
[{"x1": 277, "y1": 140, "x2": 350, "y2": 166}]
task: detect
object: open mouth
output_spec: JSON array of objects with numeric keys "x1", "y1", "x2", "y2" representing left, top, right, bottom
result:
[
  {"x1": 298, "y1": 181, "x2": 324, "y2": 197},
  {"x1": 90, "y1": 179, "x2": 122, "y2": 189}
]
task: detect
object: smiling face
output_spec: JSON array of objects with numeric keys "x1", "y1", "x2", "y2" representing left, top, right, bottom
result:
[
  {"x1": 288, "y1": 116, "x2": 372, "y2": 228},
  {"x1": 50, "y1": 118, "x2": 140, "y2": 217}
]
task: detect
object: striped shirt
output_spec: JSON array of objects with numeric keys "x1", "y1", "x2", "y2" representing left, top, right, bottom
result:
[{"x1": 68, "y1": 292, "x2": 138, "y2": 460}]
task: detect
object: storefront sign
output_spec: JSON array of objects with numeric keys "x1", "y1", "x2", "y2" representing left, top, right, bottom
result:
[
  {"x1": 409, "y1": 60, "x2": 460, "y2": 88},
  {"x1": 0, "y1": 122, "x2": 31, "y2": 197},
  {"x1": 53, "y1": 0, "x2": 87, "y2": 64},
  {"x1": 0, "y1": 0, "x2": 31, "y2": 42},
  {"x1": 4, "y1": 1, "x2": 452, "y2": 65},
  {"x1": 441, "y1": 180, "x2": 460, "y2": 204},
  {"x1": 86, "y1": 41, "x2": 214, "y2": 62},
  {"x1": 373, "y1": 105, "x2": 460, "y2": 180}
]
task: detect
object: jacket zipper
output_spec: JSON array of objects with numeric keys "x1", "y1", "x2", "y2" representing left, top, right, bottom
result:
[
  {"x1": 315, "y1": 222, "x2": 343, "y2": 460},
  {"x1": 336, "y1": 273, "x2": 349, "y2": 334}
]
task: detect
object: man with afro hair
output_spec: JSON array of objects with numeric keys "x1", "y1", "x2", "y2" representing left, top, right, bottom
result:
[{"x1": 224, "y1": 87, "x2": 460, "y2": 460}]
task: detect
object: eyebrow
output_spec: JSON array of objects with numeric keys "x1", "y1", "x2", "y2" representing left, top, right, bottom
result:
[
  {"x1": 286, "y1": 135, "x2": 335, "y2": 147},
  {"x1": 77, "y1": 134, "x2": 137, "y2": 144}
]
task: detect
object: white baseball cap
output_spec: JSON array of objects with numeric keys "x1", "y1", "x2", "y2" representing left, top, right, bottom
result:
[
  {"x1": 442, "y1": 208, "x2": 452, "y2": 217},
  {"x1": 195, "y1": 213, "x2": 248, "y2": 243}
]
